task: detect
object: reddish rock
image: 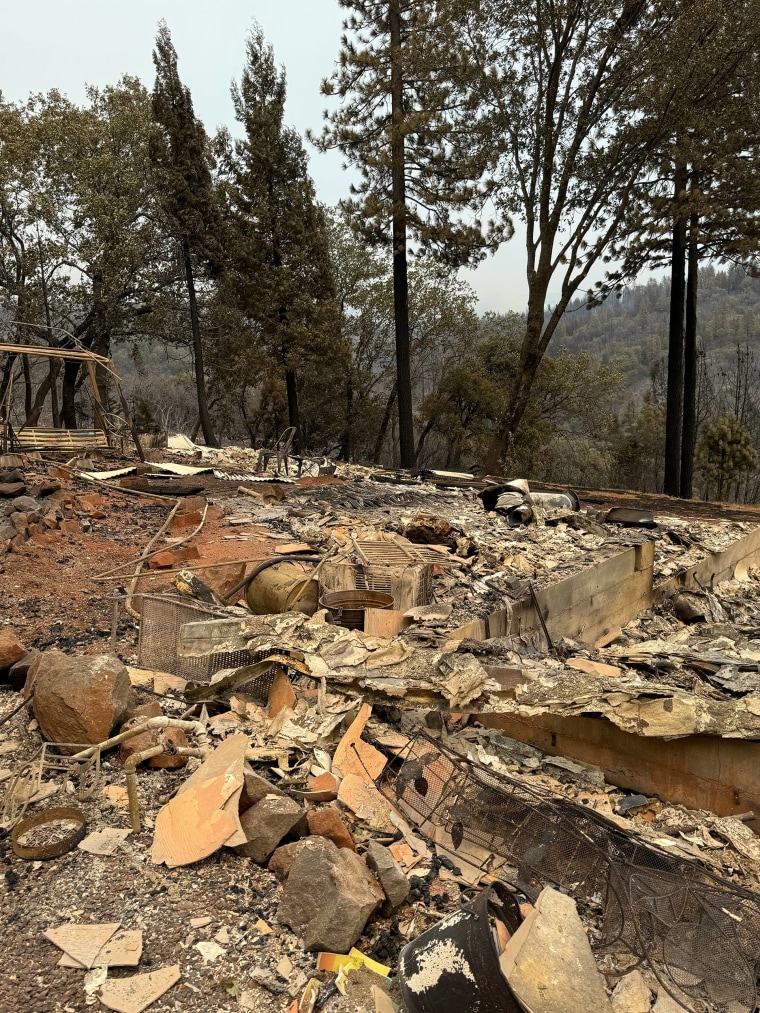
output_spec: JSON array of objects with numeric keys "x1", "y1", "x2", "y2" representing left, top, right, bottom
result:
[
  {"x1": 119, "y1": 702, "x2": 188, "y2": 769},
  {"x1": 30, "y1": 651, "x2": 134, "y2": 753},
  {"x1": 0, "y1": 630, "x2": 26, "y2": 671},
  {"x1": 148, "y1": 551, "x2": 176, "y2": 570},
  {"x1": 268, "y1": 838, "x2": 322, "y2": 881},
  {"x1": 170, "y1": 511, "x2": 203, "y2": 530},
  {"x1": 306, "y1": 806, "x2": 356, "y2": 851}
]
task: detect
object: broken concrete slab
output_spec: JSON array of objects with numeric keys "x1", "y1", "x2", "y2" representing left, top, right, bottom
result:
[
  {"x1": 151, "y1": 734, "x2": 248, "y2": 867},
  {"x1": 29, "y1": 651, "x2": 134, "y2": 753},
  {"x1": 500, "y1": 886, "x2": 614, "y2": 1012},
  {"x1": 98, "y1": 963, "x2": 181, "y2": 1013},
  {"x1": 234, "y1": 795, "x2": 304, "y2": 864},
  {"x1": 276, "y1": 836, "x2": 384, "y2": 952},
  {"x1": 610, "y1": 970, "x2": 652, "y2": 1012}
]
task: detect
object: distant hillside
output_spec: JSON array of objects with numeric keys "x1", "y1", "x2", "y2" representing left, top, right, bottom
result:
[{"x1": 549, "y1": 266, "x2": 760, "y2": 395}]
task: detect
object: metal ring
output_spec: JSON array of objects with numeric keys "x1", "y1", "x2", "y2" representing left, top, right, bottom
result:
[{"x1": 11, "y1": 806, "x2": 87, "y2": 860}]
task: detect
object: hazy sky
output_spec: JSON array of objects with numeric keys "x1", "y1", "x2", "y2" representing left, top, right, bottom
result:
[{"x1": 2, "y1": 0, "x2": 543, "y2": 314}]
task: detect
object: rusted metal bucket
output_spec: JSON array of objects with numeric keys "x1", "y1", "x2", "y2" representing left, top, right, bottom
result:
[
  {"x1": 397, "y1": 882, "x2": 523, "y2": 1013},
  {"x1": 245, "y1": 561, "x2": 318, "y2": 616},
  {"x1": 318, "y1": 589, "x2": 394, "y2": 631}
]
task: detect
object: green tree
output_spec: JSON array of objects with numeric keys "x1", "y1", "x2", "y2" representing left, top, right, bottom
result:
[
  {"x1": 314, "y1": 0, "x2": 504, "y2": 468},
  {"x1": 696, "y1": 414, "x2": 757, "y2": 501},
  {"x1": 219, "y1": 24, "x2": 340, "y2": 453},
  {"x1": 150, "y1": 22, "x2": 219, "y2": 447}
]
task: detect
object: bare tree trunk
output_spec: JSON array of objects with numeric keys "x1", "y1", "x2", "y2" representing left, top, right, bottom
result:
[
  {"x1": 61, "y1": 359, "x2": 80, "y2": 428},
  {"x1": 664, "y1": 161, "x2": 688, "y2": 496},
  {"x1": 680, "y1": 209, "x2": 699, "y2": 499},
  {"x1": 285, "y1": 367, "x2": 301, "y2": 453},
  {"x1": 373, "y1": 385, "x2": 397, "y2": 463},
  {"x1": 182, "y1": 241, "x2": 218, "y2": 448},
  {"x1": 390, "y1": 0, "x2": 415, "y2": 469}
]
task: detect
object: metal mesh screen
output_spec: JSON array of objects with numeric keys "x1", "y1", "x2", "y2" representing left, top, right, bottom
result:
[
  {"x1": 137, "y1": 595, "x2": 259, "y2": 684},
  {"x1": 319, "y1": 562, "x2": 432, "y2": 610},
  {"x1": 380, "y1": 733, "x2": 760, "y2": 1013}
]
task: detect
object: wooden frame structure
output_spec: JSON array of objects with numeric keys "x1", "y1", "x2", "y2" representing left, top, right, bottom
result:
[{"x1": 0, "y1": 342, "x2": 144, "y2": 461}]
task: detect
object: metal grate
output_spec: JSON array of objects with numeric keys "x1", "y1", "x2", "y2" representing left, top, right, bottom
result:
[
  {"x1": 320, "y1": 562, "x2": 433, "y2": 611},
  {"x1": 138, "y1": 595, "x2": 259, "y2": 684},
  {"x1": 353, "y1": 539, "x2": 453, "y2": 567},
  {"x1": 379, "y1": 733, "x2": 760, "y2": 1013}
]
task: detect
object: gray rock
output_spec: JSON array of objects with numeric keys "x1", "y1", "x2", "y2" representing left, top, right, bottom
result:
[
  {"x1": 12, "y1": 496, "x2": 41, "y2": 513},
  {"x1": 276, "y1": 836, "x2": 384, "y2": 952},
  {"x1": 240, "y1": 763, "x2": 285, "y2": 811},
  {"x1": 234, "y1": 796, "x2": 304, "y2": 864},
  {"x1": 365, "y1": 840, "x2": 410, "y2": 912}
]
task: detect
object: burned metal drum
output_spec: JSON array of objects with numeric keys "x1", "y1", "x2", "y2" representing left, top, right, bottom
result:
[
  {"x1": 318, "y1": 589, "x2": 394, "y2": 630},
  {"x1": 245, "y1": 561, "x2": 318, "y2": 616},
  {"x1": 397, "y1": 882, "x2": 523, "y2": 1013}
]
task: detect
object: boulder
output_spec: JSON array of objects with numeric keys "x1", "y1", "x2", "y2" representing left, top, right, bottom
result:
[
  {"x1": 306, "y1": 806, "x2": 356, "y2": 851},
  {"x1": 365, "y1": 840, "x2": 410, "y2": 913},
  {"x1": 30, "y1": 651, "x2": 134, "y2": 753},
  {"x1": 276, "y1": 836, "x2": 383, "y2": 952},
  {"x1": 119, "y1": 702, "x2": 188, "y2": 769},
  {"x1": 0, "y1": 630, "x2": 26, "y2": 672},
  {"x1": 234, "y1": 796, "x2": 304, "y2": 864}
]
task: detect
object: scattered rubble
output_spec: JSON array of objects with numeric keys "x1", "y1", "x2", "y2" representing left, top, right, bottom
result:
[{"x1": 6, "y1": 450, "x2": 760, "y2": 1012}]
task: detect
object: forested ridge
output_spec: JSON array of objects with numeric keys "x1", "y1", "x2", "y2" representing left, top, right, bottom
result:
[{"x1": 1, "y1": 2, "x2": 760, "y2": 502}]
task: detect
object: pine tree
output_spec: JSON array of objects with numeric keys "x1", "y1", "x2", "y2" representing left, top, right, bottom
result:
[
  {"x1": 314, "y1": 0, "x2": 503, "y2": 469},
  {"x1": 150, "y1": 22, "x2": 219, "y2": 447},
  {"x1": 219, "y1": 25, "x2": 339, "y2": 454}
]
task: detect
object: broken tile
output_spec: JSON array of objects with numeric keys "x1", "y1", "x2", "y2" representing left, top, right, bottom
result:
[
  {"x1": 98, "y1": 964, "x2": 181, "y2": 1013},
  {"x1": 195, "y1": 940, "x2": 224, "y2": 963},
  {"x1": 190, "y1": 917, "x2": 213, "y2": 929},
  {"x1": 78, "y1": 828, "x2": 131, "y2": 856},
  {"x1": 268, "y1": 668, "x2": 297, "y2": 718},
  {"x1": 44, "y1": 922, "x2": 120, "y2": 969},
  {"x1": 254, "y1": 918, "x2": 272, "y2": 935},
  {"x1": 332, "y1": 703, "x2": 387, "y2": 782},
  {"x1": 151, "y1": 734, "x2": 248, "y2": 867},
  {"x1": 57, "y1": 929, "x2": 143, "y2": 968},
  {"x1": 337, "y1": 774, "x2": 397, "y2": 832},
  {"x1": 567, "y1": 657, "x2": 622, "y2": 678},
  {"x1": 277, "y1": 955, "x2": 294, "y2": 979},
  {"x1": 102, "y1": 785, "x2": 130, "y2": 809}
]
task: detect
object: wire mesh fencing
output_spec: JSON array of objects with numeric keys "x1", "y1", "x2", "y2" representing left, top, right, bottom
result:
[{"x1": 378, "y1": 732, "x2": 760, "y2": 1013}]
